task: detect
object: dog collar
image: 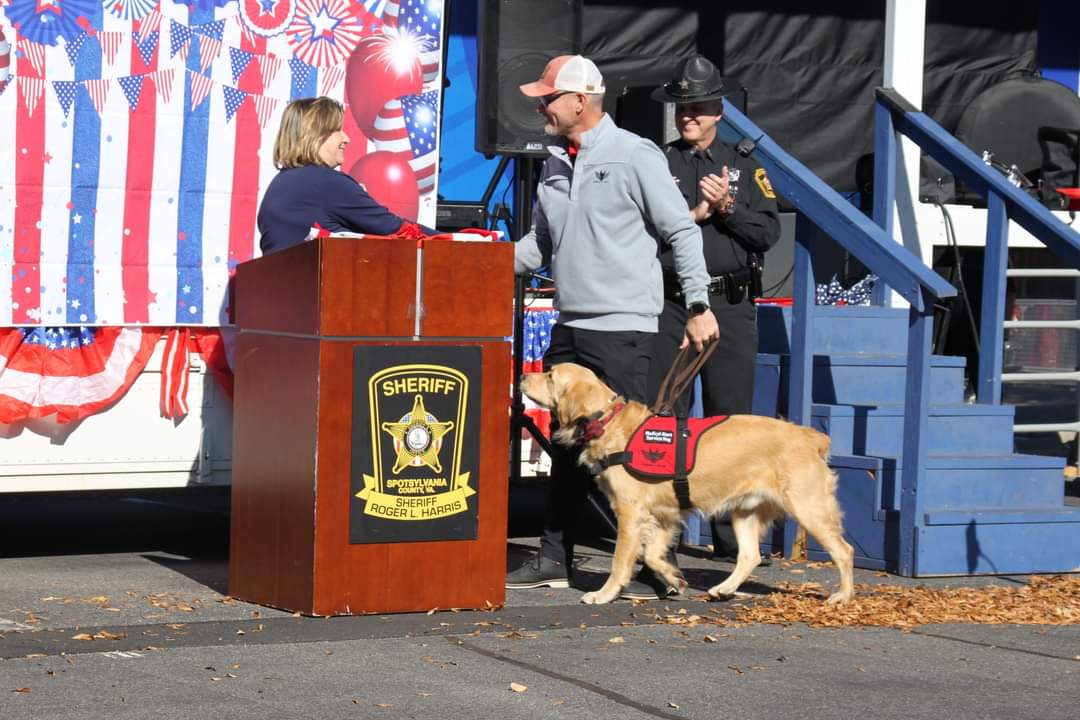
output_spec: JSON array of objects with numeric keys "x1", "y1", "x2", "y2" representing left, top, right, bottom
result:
[{"x1": 572, "y1": 396, "x2": 626, "y2": 445}]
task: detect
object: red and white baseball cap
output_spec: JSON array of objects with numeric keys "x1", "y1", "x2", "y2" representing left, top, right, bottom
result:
[{"x1": 520, "y1": 55, "x2": 606, "y2": 97}]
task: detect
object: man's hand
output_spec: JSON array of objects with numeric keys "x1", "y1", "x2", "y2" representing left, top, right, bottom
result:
[
  {"x1": 699, "y1": 167, "x2": 735, "y2": 217},
  {"x1": 681, "y1": 309, "x2": 720, "y2": 352}
]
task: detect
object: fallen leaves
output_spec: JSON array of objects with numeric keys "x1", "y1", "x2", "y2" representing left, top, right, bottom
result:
[
  {"x1": 71, "y1": 629, "x2": 128, "y2": 641},
  {"x1": 12, "y1": 688, "x2": 31, "y2": 694},
  {"x1": 509, "y1": 682, "x2": 528, "y2": 693},
  {"x1": 732, "y1": 575, "x2": 1080, "y2": 629}
]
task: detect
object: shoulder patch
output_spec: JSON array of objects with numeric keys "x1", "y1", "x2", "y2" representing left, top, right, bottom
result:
[{"x1": 754, "y1": 168, "x2": 776, "y2": 199}]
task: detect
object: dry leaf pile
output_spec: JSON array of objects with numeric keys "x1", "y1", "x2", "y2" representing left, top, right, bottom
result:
[{"x1": 731, "y1": 575, "x2": 1080, "y2": 629}]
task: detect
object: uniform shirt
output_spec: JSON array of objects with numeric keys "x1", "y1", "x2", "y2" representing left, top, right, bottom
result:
[
  {"x1": 257, "y1": 165, "x2": 435, "y2": 255},
  {"x1": 660, "y1": 136, "x2": 781, "y2": 276}
]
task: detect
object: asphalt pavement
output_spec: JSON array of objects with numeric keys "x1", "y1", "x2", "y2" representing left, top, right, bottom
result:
[{"x1": 1, "y1": 488, "x2": 1078, "y2": 720}]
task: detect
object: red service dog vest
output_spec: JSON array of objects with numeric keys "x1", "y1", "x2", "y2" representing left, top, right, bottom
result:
[{"x1": 623, "y1": 415, "x2": 729, "y2": 478}]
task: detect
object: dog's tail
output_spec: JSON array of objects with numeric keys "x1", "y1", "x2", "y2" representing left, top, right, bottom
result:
[{"x1": 800, "y1": 425, "x2": 832, "y2": 461}]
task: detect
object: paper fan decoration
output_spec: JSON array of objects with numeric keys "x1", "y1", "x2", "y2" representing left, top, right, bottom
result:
[
  {"x1": 287, "y1": 0, "x2": 366, "y2": 68},
  {"x1": 104, "y1": 0, "x2": 159, "y2": 21},
  {"x1": 4, "y1": 0, "x2": 99, "y2": 46},
  {"x1": 239, "y1": 0, "x2": 297, "y2": 39}
]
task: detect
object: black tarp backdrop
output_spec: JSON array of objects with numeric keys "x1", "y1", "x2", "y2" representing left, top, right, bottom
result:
[{"x1": 582, "y1": 0, "x2": 1039, "y2": 194}]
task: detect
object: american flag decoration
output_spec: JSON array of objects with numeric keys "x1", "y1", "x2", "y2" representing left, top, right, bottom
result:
[
  {"x1": 521, "y1": 308, "x2": 558, "y2": 441},
  {"x1": 189, "y1": 70, "x2": 213, "y2": 111},
  {"x1": 0, "y1": 327, "x2": 159, "y2": 424},
  {"x1": 19, "y1": 38, "x2": 45, "y2": 76},
  {"x1": 62, "y1": 31, "x2": 86, "y2": 66},
  {"x1": 117, "y1": 74, "x2": 145, "y2": 112},
  {"x1": 0, "y1": 1, "x2": 446, "y2": 332},
  {"x1": 197, "y1": 34, "x2": 223, "y2": 74},
  {"x1": 222, "y1": 85, "x2": 249, "y2": 122},
  {"x1": 133, "y1": 30, "x2": 159, "y2": 67},
  {"x1": 257, "y1": 54, "x2": 282, "y2": 87},
  {"x1": 400, "y1": 90, "x2": 438, "y2": 192},
  {"x1": 169, "y1": 19, "x2": 192, "y2": 60},
  {"x1": 390, "y1": 0, "x2": 442, "y2": 88},
  {"x1": 139, "y1": 9, "x2": 164, "y2": 35},
  {"x1": 85, "y1": 78, "x2": 111, "y2": 116},
  {"x1": 98, "y1": 31, "x2": 123, "y2": 66},
  {"x1": 152, "y1": 67, "x2": 174, "y2": 104}
]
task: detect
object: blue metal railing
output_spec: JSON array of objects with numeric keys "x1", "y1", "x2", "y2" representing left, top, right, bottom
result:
[
  {"x1": 874, "y1": 87, "x2": 1080, "y2": 406},
  {"x1": 719, "y1": 99, "x2": 956, "y2": 572}
]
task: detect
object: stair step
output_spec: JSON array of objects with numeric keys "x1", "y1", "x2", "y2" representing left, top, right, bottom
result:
[
  {"x1": 914, "y1": 511, "x2": 1080, "y2": 574},
  {"x1": 831, "y1": 452, "x2": 1067, "y2": 513},
  {"x1": 814, "y1": 403, "x2": 1014, "y2": 456},
  {"x1": 923, "y1": 506, "x2": 1080, "y2": 525},
  {"x1": 778, "y1": 353, "x2": 966, "y2": 406},
  {"x1": 759, "y1": 304, "x2": 914, "y2": 356}
]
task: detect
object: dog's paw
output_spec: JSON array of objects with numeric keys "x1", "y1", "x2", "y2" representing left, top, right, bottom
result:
[
  {"x1": 706, "y1": 584, "x2": 736, "y2": 600},
  {"x1": 826, "y1": 590, "x2": 854, "y2": 605},
  {"x1": 580, "y1": 591, "x2": 603, "y2": 605},
  {"x1": 580, "y1": 589, "x2": 617, "y2": 605}
]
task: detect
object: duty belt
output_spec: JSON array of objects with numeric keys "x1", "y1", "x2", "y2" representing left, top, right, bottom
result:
[{"x1": 663, "y1": 266, "x2": 760, "y2": 303}]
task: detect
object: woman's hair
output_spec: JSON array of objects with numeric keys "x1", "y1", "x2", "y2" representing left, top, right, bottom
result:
[{"x1": 273, "y1": 97, "x2": 344, "y2": 169}]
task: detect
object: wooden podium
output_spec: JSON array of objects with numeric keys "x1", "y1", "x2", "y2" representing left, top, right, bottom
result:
[{"x1": 229, "y1": 237, "x2": 513, "y2": 615}]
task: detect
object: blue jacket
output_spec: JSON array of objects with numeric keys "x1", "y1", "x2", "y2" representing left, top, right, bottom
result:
[{"x1": 257, "y1": 165, "x2": 435, "y2": 255}]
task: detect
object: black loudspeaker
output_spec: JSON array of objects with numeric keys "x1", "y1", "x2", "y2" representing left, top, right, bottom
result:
[{"x1": 476, "y1": 0, "x2": 582, "y2": 157}]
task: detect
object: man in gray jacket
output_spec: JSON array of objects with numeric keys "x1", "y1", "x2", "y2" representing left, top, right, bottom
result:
[{"x1": 509, "y1": 55, "x2": 719, "y2": 599}]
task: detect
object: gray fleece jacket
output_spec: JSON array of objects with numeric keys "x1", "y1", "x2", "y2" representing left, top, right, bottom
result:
[{"x1": 514, "y1": 114, "x2": 710, "y2": 332}]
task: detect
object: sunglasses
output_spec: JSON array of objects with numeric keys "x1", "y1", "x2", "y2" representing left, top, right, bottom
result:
[{"x1": 538, "y1": 91, "x2": 573, "y2": 109}]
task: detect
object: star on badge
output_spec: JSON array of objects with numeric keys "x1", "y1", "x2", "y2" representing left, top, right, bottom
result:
[
  {"x1": 381, "y1": 394, "x2": 455, "y2": 474},
  {"x1": 678, "y1": 79, "x2": 690, "y2": 90}
]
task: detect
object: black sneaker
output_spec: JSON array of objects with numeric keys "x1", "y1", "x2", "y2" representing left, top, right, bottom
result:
[
  {"x1": 619, "y1": 566, "x2": 680, "y2": 600},
  {"x1": 506, "y1": 553, "x2": 570, "y2": 589}
]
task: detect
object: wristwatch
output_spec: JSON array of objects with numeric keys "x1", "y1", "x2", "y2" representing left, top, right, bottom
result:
[{"x1": 688, "y1": 302, "x2": 709, "y2": 316}]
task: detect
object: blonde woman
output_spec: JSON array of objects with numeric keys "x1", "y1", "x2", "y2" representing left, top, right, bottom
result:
[{"x1": 257, "y1": 97, "x2": 435, "y2": 254}]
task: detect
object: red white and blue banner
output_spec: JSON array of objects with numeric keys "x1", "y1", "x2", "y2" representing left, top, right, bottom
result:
[
  {"x1": 0, "y1": 0, "x2": 446, "y2": 327},
  {"x1": 0, "y1": 325, "x2": 159, "y2": 423}
]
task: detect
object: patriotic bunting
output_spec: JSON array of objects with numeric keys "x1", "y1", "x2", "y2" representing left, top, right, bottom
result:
[
  {"x1": 85, "y1": 78, "x2": 111, "y2": 116},
  {"x1": 1, "y1": 0, "x2": 445, "y2": 330},
  {"x1": 133, "y1": 30, "x2": 159, "y2": 67},
  {"x1": 99, "y1": 31, "x2": 123, "y2": 67},
  {"x1": 229, "y1": 47, "x2": 254, "y2": 85},
  {"x1": 117, "y1": 74, "x2": 145, "y2": 111},
  {"x1": 63, "y1": 32, "x2": 87, "y2": 67},
  {"x1": 222, "y1": 85, "x2": 248, "y2": 121},
  {"x1": 189, "y1": 69, "x2": 213, "y2": 111}
]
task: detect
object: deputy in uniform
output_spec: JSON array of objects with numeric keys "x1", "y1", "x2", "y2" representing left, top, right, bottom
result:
[{"x1": 648, "y1": 55, "x2": 781, "y2": 559}]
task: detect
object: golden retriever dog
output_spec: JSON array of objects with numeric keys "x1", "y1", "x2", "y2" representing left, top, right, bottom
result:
[{"x1": 521, "y1": 362, "x2": 855, "y2": 605}]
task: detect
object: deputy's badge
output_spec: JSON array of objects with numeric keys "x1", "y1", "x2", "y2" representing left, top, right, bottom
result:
[{"x1": 754, "y1": 167, "x2": 776, "y2": 199}]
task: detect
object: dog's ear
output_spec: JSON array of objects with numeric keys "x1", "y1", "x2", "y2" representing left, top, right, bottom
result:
[{"x1": 552, "y1": 366, "x2": 611, "y2": 427}]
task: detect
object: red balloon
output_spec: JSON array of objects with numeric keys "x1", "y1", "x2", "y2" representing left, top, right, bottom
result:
[
  {"x1": 349, "y1": 152, "x2": 420, "y2": 222},
  {"x1": 345, "y1": 34, "x2": 424, "y2": 134}
]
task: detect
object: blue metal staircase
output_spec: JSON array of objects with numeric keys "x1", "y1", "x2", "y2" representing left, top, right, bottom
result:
[
  {"x1": 754, "y1": 305, "x2": 1080, "y2": 575},
  {"x1": 683, "y1": 89, "x2": 1080, "y2": 576}
]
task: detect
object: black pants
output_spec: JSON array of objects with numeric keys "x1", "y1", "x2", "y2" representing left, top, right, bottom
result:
[
  {"x1": 647, "y1": 295, "x2": 758, "y2": 554},
  {"x1": 539, "y1": 324, "x2": 652, "y2": 566}
]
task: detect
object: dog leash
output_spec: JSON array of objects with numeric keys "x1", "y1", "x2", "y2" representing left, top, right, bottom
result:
[{"x1": 650, "y1": 338, "x2": 719, "y2": 415}]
